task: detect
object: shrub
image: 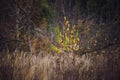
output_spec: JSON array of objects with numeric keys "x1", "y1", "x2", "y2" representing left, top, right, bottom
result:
[{"x1": 50, "y1": 16, "x2": 80, "y2": 54}]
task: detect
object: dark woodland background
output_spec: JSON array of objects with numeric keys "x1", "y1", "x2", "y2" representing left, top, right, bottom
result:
[
  {"x1": 0, "y1": 0, "x2": 120, "y2": 52},
  {"x1": 0, "y1": 0, "x2": 120, "y2": 80}
]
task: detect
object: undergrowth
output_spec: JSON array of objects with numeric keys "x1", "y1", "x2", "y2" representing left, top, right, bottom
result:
[
  {"x1": 50, "y1": 16, "x2": 80, "y2": 54},
  {"x1": 0, "y1": 16, "x2": 120, "y2": 80},
  {"x1": 0, "y1": 46, "x2": 120, "y2": 80}
]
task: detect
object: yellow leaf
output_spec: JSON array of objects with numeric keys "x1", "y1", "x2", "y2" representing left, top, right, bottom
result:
[
  {"x1": 68, "y1": 24, "x2": 70, "y2": 27},
  {"x1": 66, "y1": 36, "x2": 69, "y2": 42},
  {"x1": 64, "y1": 16, "x2": 67, "y2": 21},
  {"x1": 77, "y1": 38, "x2": 80, "y2": 41},
  {"x1": 66, "y1": 21, "x2": 69, "y2": 24},
  {"x1": 58, "y1": 38, "x2": 62, "y2": 43},
  {"x1": 67, "y1": 27, "x2": 69, "y2": 31}
]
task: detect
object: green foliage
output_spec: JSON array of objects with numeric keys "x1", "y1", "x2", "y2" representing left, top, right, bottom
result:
[{"x1": 50, "y1": 16, "x2": 80, "y2": 54}]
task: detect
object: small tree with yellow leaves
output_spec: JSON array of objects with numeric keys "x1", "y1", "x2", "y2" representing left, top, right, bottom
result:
[{"x1": 50, "y1": 16, "x2": 80, "y2": 54}]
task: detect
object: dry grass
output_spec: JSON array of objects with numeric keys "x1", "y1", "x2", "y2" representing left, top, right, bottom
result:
[{"x1": 0, "y1": 47, "x2": 120, "y2": 80}]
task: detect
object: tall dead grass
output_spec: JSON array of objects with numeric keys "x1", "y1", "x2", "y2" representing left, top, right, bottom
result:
[{"x1": 0, "y1": 47, "x2": 120, "y2": 80}]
